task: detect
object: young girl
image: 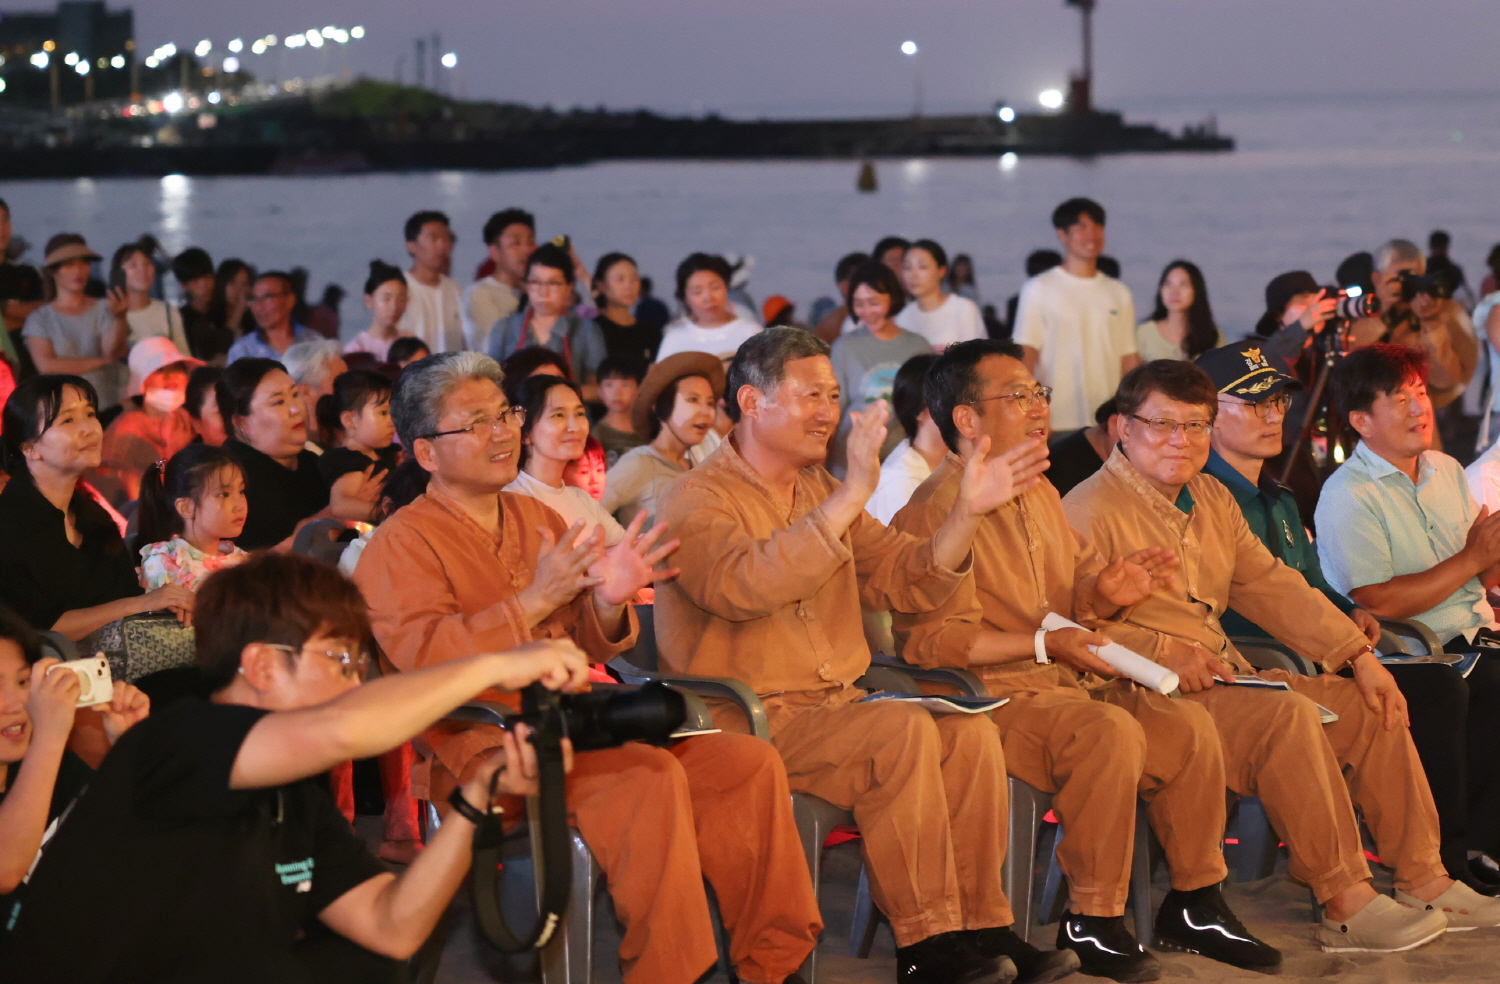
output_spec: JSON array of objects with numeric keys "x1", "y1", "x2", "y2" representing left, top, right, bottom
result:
[
  {"x1": 315, "y1": 370, "x2": 399, "y2": 515},
  {"x1": 136, "y1": 444, "x2": 250, "y2": 591},
  {"x1": 343, "y1": 260, "x2": 412, "y2": 364}
]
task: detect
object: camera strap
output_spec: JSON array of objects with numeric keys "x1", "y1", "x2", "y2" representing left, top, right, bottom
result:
[{"x1": 469, "y1": 698, "x2": 573, "y2": 952}]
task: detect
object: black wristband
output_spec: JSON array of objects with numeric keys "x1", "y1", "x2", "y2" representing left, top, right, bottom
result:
[{"x1": 448, "y1": 786, "x2": 491, "y2": 825}]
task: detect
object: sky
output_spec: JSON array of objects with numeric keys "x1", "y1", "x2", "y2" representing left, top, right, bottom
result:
[{"x1": 98, "y1": 0, "x2": 1500, "y2": 118}]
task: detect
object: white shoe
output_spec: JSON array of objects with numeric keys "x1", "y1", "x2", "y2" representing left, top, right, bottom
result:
[
  {"x1": 1314, "y1": 894, "x2": 1447, "y2": 952},
  {"x1": 1397, "y1": 880, "x2": 1500, "y2": 931}
]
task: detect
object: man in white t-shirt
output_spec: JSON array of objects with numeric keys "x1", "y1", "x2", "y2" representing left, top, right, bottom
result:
[
  {"x1": 462, "y1": 208, "x2": 533, "y2": 354},
  {"x1": 1013, "y1": 198, "x2": 1139, "y2": 433},
  {"x1": 397, "y1": 211, "x2": 465, "y2": 354}
]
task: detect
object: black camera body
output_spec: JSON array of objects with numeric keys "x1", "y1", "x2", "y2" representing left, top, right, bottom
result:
[
  {"x1": 1398, "y1": 270, "x2": 1457, "y2": 303},
  {"x1": 519, "y1": 679, "x2": 687, "y2": 752}
]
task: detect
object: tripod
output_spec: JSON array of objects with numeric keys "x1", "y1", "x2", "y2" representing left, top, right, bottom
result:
[{"x1": 1278, "y1": 320, "x2": 1355, "y2": 487}]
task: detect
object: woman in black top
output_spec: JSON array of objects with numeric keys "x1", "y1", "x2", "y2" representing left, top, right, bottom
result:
[
  {"x1": 0, "y1": 375, "x2": 192, "y2": 638},
  {"x1": 593, "y1": 252, "x2": 662, "y2": 367},
  {"x1": 219, "y1": 359, "x2": 379, "y2": 550}
]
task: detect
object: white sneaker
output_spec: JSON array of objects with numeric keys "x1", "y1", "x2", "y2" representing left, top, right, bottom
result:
[
  {"x1": 1397, "y1": 880, "x2": 1500, "y2": 931},
  {"x1": 1314, "y1": 894, "x2": 1447, "y2": 952}
]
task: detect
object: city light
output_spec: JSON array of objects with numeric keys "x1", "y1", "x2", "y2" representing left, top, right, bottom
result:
[
  {"x1": 228, "y1": 38, "x2": 243, "y2": 53},
  {"x1": 110, "y1": 54, "x2": 124, "y2": 68},
  {"x1": 441, "y1": 52, "x2": 458, "y2": 69},
  {"x1": 286, "y1": 35, "x2": 306, "y2": 49},
  {"x1": 351, "y1": 26, "x2": 365, "y2": 39},
  {"x1": 265, "y1": 35, "x2": 278, "y2": 47},
  {"x1": 74, "y1": 60, "x2": 89, "y2": 76},
  {"x1": 144, "y1": 56, "x2": 158, "y2": 68},
  {"x1": 1038, "y1": 88, "x2": 1065, "y2": 110},
  {"x1": 0, "y1": 79, "x2": 6, "y2": 94},
  {"x1": 64, "y1": 51, "x2": 78, "y2": 65},
  {"x1": 305, "y1": 30, "x2": 324, "y2": 49},
  {"x1": 251, "y1": 40, "x2": 267, "y2": 55},
  {"x1": 999, "y1": 152, "x2": 1019, "y2": 171},
  {"x1": 900, "y1": 40, "x2": 918, "y2": 56},
  {"x1": 223, "y1": 56, "x2": 240, "y2": 73},
  {"x1": 321, "y1": 26, "x2": 337, "y2": 39},
  {"x1": 30, "y1": 52, "x2": 49, "y2": 69},
  {"x1": 208, "y1": 91, "x2": 221, "y2": 104},
  {"x1": 194, "y1": 40, "x2": 212, "y2": 58},
  {"x1": 162, "y1": 91, "x2": 184, "y2": 113},
  {"x1": 997, "y1": 105, "x2": 1016, "y2": 123}
]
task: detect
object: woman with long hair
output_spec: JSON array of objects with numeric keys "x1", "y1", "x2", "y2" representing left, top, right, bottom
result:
[
  {"x1": 592, "y1": 252, "x2": 661, "y2": 366},
  {"x1": 206, "y1": 258, "x2": 256, "y2": 354},
  {"x1": 894, "y1": 239, "x2": 985, "y2": 350},
  {"x1": 1137, "y1": 260, "x2": 1223, "y2": 362}
]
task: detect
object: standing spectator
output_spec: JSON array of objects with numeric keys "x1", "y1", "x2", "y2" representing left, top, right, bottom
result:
[
  {"x1": 184, "y1": 364, "x2": 226, "y2": 446},
  {"x1": 224, "y1": 272, "x2": 314, "y2": 364},
  {"x1": 208, "y1": 258, "x2": 256, "y2": 348},
  {"x1": 1003, "y1": 249, "x2": 1063, "y2": 340},
  {"x1": 487, "y1": 244, "x2": 608, "y2": 400},
  {"x1": 656, "y1": 253, "x2": 762, "y2": 363},
  {"x1": 342, "y1": 260, "x2": 411, "y2": 364},
  {"x1": 829, "y1": 261, "x2": 931, "y2": 475},
  {"x1": 948, "y1": 253, "x2": 981, "y2": 304},
  {"x1": 387, "y1": 337, "x2": 430, "y2": 369},
  {"x1": 112, "y1": 241, "x2": 189, "y2": 355},
  {"x1": 23, "y1": 235, "x2": 129, "y2": 413},
  {"x1": 866, "y1": 353, "x2": 944, "y2": 525},
  {"x1": 463, "y1": 209, "x2": 534, "y2": 354},
  {"x1": 872, "y1": 235, "x2": 909, "y2": 275},
  {"x1": 505, "y1": 375, "x2": 626, "y2": 544},
  {"x1": 1428, "y1": 231, "x2": 1475, "y2": 310},
  {"x1": 90, "y1": 339, "x2": 201, "y2": 506},
  {"x1": 282, "y1": 339, "x2": 347, "y2": 451},
  {"x1": 634, "y1": 275, "x2": 671, "y2": 335},
  {"x1": 0, "y1": 199, "x2": 46, "y2": 380},
  {"x1": 894, "y1": 239, "x2": 985, "y2": 350},
  {"x1": 592, "y1": 252, "x2": 662, "y2": 365},
  {"x1": 1136, "y1": 260, "x2": 1223, "y2": 362},
  {"x1": 592, "y1": 355, "x2": 646, "y2": 466},
  {"x1": 171, "y1": 247, "x2": 232, "y2": 364},
  {"x1": 396, "y1": 211, "x2": 464, "y2": 354},
  {"x1": 136, "y1": 443, "x2": 250, "y2": 591},
  {"x1": 813, "y1": 251, "x2": 869, "y2": 343},
  {"x1": 1013, "y1": 198, "x2": 1139, "y2": 434}
]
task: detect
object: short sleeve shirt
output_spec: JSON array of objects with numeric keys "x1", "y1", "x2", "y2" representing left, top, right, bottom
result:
[
  {"x1": 22, "y1": 303, "x2": 126, "y2": 409},
  {"x1": 1012, "y1": 267, "x2": 1137, "y2": 432}
]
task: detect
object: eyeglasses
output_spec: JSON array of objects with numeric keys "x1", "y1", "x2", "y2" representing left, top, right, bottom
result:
[
  {"x1": 266, "y1": 643, "x2": 370, "y2": 679},
  {"x1": 1219, "y1": 393, "x2": 1293, "y2": 419},
  {"x1": 525, "y1": 279, "x2": 571, "y2": 291},
  {"x1": 249, "y1": 290, "x2": 289, "y2": 303},
  {"x1": 970, "y1": 386, "x2": 1053, "y2": 413},
  {"x1": 422, "y1": 405, "x2": 527, "y2": 440},
  {"x1": 1129, "y1": 414, "x2": 1213, "y2": 438}
]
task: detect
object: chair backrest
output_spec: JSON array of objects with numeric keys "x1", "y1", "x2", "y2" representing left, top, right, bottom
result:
[
  {"x1": 1378, "y1": 617, "x2": 1440, "y2": 657},
  {"x1": 291, "y1": 518, "x2": 357, "y2": 566},
  {"x1": 38, "y1": 631, "x2": 78, "y2": 662},
  {"x1": 1232, "y1": 639, "x2": 1316, "y2": 676},
  {"x1": 616, "y1": 604, "x2": 660, "y2": 673}
]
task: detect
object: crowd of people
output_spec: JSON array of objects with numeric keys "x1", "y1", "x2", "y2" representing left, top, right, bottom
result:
[{"x1": 4, "y1": 190, "x2": 1500, "y2": 984}]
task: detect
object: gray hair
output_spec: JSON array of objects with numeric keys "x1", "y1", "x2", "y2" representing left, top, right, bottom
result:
[
  {"x1": 281, "y1": 338, "x2": 345, "y2": 387},
  {"x1": 1374, "y1": 239, "x2": 1424, "y2": 273},
  {"x1": 724, "y1": 326, "x2": 829, "y2": 422},
  {"x1": 391, "y1": 350, "x2": 505, "y2": 447}
]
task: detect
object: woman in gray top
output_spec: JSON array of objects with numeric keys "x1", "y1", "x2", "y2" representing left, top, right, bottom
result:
[
  {"x1": 486, "y1": 242, "x2": 606, "y2": 400},
  {"x1": 23, "y1": 235, "x2": 129, "y2": 410}
]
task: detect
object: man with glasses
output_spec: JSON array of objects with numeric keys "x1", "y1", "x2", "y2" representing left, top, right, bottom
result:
[
  {"x1": 397, "y1": 210, "x2": 466, "y2": 355},
  {"x1": 1062, "y1": 359, "x2": 1500, "y2": 952},
  {"x1": 224, "y1": 271, "x2": 314, "y2": 363},
  {"x1": 485, "y1": 243, "x2": 608, "y2": 400},
  {"x1": 893, "y1": 340, "x2": 1275, "y2": 980},
  {"x1": 354, "y1": 351, "x2": 823, "y2": 984}
]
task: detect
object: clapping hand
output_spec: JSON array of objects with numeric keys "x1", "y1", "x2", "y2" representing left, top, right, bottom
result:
[
  {"x1": 957, "y1": 436, "x2": 1049, "y2": 517},
  {"x1": 589, "y1": 513, "x2": 680, "y2": 607},
  {"x1": 1096, "y1": 547, "x2": 1179, "y2": 609},
  {"x1": 842, "y1": 400, "x2": 891, "y2": 500},
  {"x1": 518, "y1": 521, "x2": 606, "y2": 623}
]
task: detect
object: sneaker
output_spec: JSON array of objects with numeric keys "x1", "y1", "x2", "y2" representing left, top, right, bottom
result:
[
  {"x1": 1465, "y1": 854, "x2": 1500, "y2": 896},
  {"x1": 1055, "y1": 913, "x2": 1161, "y2": 983},
  {"x1": 968, "y1": 926, "x2": 1081, "y2": 984},
  {"x1": 895, "y1": 931, "x2": 1016, "y2": 984},
  {"x1": 1314, "y1": 893, "x2": 1447, "y2": 952},
  {"x1": 1397, "y1": 879, "x2": 1500, "y2": 931},
  {"x1": 1153, "y1": 885, "x2": 1281, "y2": 973}
]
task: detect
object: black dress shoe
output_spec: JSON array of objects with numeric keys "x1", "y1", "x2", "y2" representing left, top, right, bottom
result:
[
  {"x1": 1153, "y1": 884, "x2": 1281, "y2": 974},
  {"x1": 968, "y1": 926, "x2": 1081, "y2": 984},
  {"x1": 1468, "y1": 854, "x2": 1500, "y2": 894},
  {"x1": 896, "y1": 930, "x2": 1016, "y2": 984},
  {"x1": 1054, "y1": 913, "x2": 1160, "y2": 983}
]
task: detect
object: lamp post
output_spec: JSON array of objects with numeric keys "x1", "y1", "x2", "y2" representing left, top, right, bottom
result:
[{"x1": 900, "y1": 40, "x2": 922, "y2": 118}]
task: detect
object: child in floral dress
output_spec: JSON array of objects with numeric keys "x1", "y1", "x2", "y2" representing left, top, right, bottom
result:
[{"x1": 137, "y1": 443, "x2": 249, "y2": 589}]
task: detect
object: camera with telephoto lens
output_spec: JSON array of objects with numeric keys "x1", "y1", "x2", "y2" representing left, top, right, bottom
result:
[
  {"x1": 517, "y1": 678, "x2": 686, "y2": 751},
  {"x1": 1398, "y1": 269, "x2": 1457, "y2": 303},
  {"x1": 1319, "y1": 285, "x2": 1380, "y2": 322}
]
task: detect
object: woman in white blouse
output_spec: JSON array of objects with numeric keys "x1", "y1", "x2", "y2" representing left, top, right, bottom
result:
[{"x1": 894, "y1": 239, "x2": 985, "y2": 351}]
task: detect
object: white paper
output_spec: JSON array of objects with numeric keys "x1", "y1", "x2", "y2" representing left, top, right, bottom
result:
[{"x1": 1040, "y1": 613, "x2": 1181, "y2": 694}]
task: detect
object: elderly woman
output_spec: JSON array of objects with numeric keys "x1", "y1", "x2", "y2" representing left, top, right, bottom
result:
[
  {"x1": 487, "y1": 243, "x2": 607, "y2": 400},
  {"x1": 281, "y1": 338, "x2": 347, "y2": 450},
  {"x1": 655, "y1": 253, "x2": 762, "y2": 363},
  {"x1": 0, "y1": 375, "x2": 192, "y2": 639},
  {"x1": 22, "y1": 235, "x2": 129, "y2": 412},
  {"x1": 602, "y1": 352, "x2": 725, "y2": 528}
]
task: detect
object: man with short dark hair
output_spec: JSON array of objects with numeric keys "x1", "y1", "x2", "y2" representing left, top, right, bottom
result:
[
  {"x1": 1063, "y1": 359, "x2": 1500, "y2": 951},
  {"x1": 873, "y1": 236, "x2": 909, "y2": 276},
  {"x1": 657, "y1": 326, "x2": 1072, "y2": 984},
  {"x1": 225, "y1": 271, "x2": 314, "y2": 362},
  {"x1": 464, "y1": 208, "x2": 536, "y2": 353},
  {"x1": 1013, "y1": 199, "x2": 1139, "y2": 435},
  {"x1": 893, "y1": 339, "x2": 1275, "y2": 979},
  {"x1": 171, "y1": 246, "x2": 232, "y2": 362},
  {"x1": 398, "y1": 210, "x2": 465, "y2": 354},
  {"x1": 1, "y1": 550, "x2": 591, "y2": 982},
  {"x1": 814, "y1": 251, "x2": 870, "y2": 343}
]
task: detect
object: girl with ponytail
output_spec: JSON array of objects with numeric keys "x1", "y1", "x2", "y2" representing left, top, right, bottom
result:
[{"x1": 136, "y1": 444, "x2": 250, "y2": 591}]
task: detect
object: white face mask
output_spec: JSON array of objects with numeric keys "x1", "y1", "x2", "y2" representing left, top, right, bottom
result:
[{"x1": 143, "y1": 387, "x2": 187, "y2": 413}]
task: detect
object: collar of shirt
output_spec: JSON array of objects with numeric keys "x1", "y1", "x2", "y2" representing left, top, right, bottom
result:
[
  {"x1": 1103, "y1": 446, "x2": 1194, "y2": 534},
  {"x1": 423, "y1": 483, "x2": 507, "y2": 549},
  {"x1": 1346, "y1": 439, "x2": 1435, "y2": 488},
  {"x1": 720, "y1": 431, "x2": 812, "y2": 523}
]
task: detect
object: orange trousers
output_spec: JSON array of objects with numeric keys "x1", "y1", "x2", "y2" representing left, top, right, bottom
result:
[
  {"x1": 760, "y1": 694, "x2": 1012, "y2": 948},
  {"x1": 998, "y1": 687, "x2": 1228, "y2": 917},
  {"x1": 439, "y1": 730, "x2": 821, "y2": 984},
  {"x1": 328, "y1": 742, "x2": 421, "y2": 842},
  {"x1": 1184, "y1": 671, "x2": 1445, "y2": 902}
]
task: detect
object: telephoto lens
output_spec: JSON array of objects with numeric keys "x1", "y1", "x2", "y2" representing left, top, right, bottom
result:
[
  {"x1": 522, "y1": 680, "x2": 687, "y2": 751},
  {"x1": 1331, "y1": 290, "x2": 1378, "y2": 321}
]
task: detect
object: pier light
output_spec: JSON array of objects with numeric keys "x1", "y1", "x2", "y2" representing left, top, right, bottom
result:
[
  {"x1": 31, "y1": 52, "x2": 49, "y2": 69},
  {"x1": 1038, "y1": 88, "x2": 1064, "y2": 110},
  {"x1": 265, "y1": 35, "x2": 278, "y2": 46},
  {"x1": 223, "y1": 56, "x2": 239, "y2": 73},
  {"x1": 228, "y1": 38, "x2": 243, "y2": 53},
  {"x1": 0, "y1": 79, "x2": 6, "y2": 93},
  {"x1": 195, "y1": 40, "x2": 212, "y2": 58},
  {"x1": 351, "y1": 26, "x2": 365, "y2": 39},
  {"x1": 997, "y1": 105, "x2": 1016, "y2": 123},
  {"x1": 332, "y1": 30, "x2": 349, "y2": 44},
  {"x1": 306, "y1": 31, "x2": 324, "y2": 49},
  {"x1": 64, "y1": 51, "x2": 78, "y2": 65},
  {"x1": 900, "y1": 40, "x2": 917, "y2": 56},
  {"x1": 251, "y1": 40, "x2": 266, "y2": 55},
  {"x1": 162, "y1": 91, "x2": 184, "y2": 113},
  {"x1": 286, "y1": 35, "x2": 305, "y2": 49},
  {"x1": 75, "y1": 60, "x2": 89, "y2": 75},
  {"x1": 111, "y1": 54, "x2": 125, "y2": 68},
  {"x1": 441, "y1": 52, "x2": 458, "y2": 69},
  {"x1": 144, "y1": 56, "x2": 158, "y2": 68},
  {"x1": 999, "y1": 152, "x2": 1019, "y2": 171}
]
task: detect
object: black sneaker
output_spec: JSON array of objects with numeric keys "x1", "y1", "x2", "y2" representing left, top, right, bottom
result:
[
  {"x1": 1055, "y1": 913, "x2": 1160, "y2": 983},
  {"x1": 896, "y1": 930, "x2": 1016, "y2": 984},
  {"x1": 1466, "y1": 854, "x2": 1500, "y2": 896},
  {"x1": 1153, "y1": 885, "x2": 1282, "y2": 974},
  {"x1": 968, "y1": 926, "x2": 1081, "y2": 984}
]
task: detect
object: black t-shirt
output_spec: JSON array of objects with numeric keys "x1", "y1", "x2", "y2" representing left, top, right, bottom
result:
[
  {"x1": 0, "y1": 750, "x2": 93, "y2": 925},
  {"x1": 179, "y1": 305, "x2": 235, "y2": 364},
  {"x1": 594, "y1": 314, "x2": 661, "y2": 368},
  {"x1": 1047, "y1": 430, "x2": 1106, "y2": 498},
  {"x1": 316, "y1": 446, "x2": 400, "y2": 487},
  {"x1": 0, "y1": 698, "x2": 387, "y2": 983},
  {"x1": 226, "y1": 439, "x2": 331, "y2": 550},
  {"x1": 0, "y1": 478, "x2": 142, "y2": 631}
]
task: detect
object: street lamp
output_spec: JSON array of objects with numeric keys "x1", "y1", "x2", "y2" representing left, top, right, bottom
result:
[
  {"x1": 228, "y1": 38, "x2": 243, "y2": 53},
  {"x1": 1038, "y1": 88, "x2": 1065, "y2": 110},
  {"x1": 900, "y1": 40, "x2": 922, "y2": 117},
  {"x1": 30, "y1": 52, "x2": 49, "y2": 69},
  {"x1": 440, "y1": 52, "x2": 457, "y2": 69}
]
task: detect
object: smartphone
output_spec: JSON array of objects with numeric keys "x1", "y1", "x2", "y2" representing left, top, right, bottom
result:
[
  {"x1": 46, "y1": 655, "x2": 114, "y2": 708},
  {"x1": 107, "y1": 266, "x2": 127, "y2": 293}
]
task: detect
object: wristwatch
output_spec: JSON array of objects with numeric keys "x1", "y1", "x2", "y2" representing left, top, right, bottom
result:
[
  {"x1": 1034, "y1": 628, "x2": 1051, "y2": 664},
  {"x1": 448, "y1": 786, "x2": 501, "y2": 824}
]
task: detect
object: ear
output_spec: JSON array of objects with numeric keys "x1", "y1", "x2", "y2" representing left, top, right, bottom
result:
[
  {"x1": 735, "y1": 384, "x2": 762, "y2": 420},
  {"x1": 340, "y1": 408, "x2": 358, "y2": 433},
  {"x1": 412, "y1": 437, "x2": 441, "y2": 475},
  {"x1": 1347, "y1": 409, "x2": 1373, "y2": 439},
  {"x1": 952, "y1": 403, "x2": 981, "y2": 444},
  {"x1": 174, "y1": 495, "x2": 195, "y2": 526},
  {"x1": 237, "y1": 642, "x2": 289, "y2": 693},
  {"x1": 1055, "y1": 227, "x2": 1069, "y2": 249}
]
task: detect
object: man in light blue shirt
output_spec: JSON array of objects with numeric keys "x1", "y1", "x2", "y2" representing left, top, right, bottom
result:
[
  {"x1": 225, "y1": 271, "x2": 314, "y2": 364},
  {"x1": 1316, "y1": 344, "x2": 1500, "y2": 648}
]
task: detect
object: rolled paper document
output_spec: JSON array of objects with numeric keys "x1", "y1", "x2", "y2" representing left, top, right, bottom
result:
[{"x1": 1040, "y1": 613, "x2": 1181, "y2": 694}]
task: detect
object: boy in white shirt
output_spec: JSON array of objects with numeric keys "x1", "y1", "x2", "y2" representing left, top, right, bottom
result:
[{"x1": 397, "y1": 211, "x2": 465, "y2": 354}]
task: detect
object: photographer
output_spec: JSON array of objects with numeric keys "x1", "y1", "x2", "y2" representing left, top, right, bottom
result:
[{"x1": 0, "y1": 552, "x2": 590, "y2": 983}]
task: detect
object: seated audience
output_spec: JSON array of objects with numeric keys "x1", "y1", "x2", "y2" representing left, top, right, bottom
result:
[
  {"x1": 0, "y1": 375, "x2": 191, "y2": 639},
  {"x1": 353, "y1": 351, "x2": 822, "y2": 984},
  {"x1": 1046, "y1": 398, "x2": 1119, "y2": 497},
  {"x1": 0, "y1": 551, "x2": 590, "y2": 981},
  {"x1": 315, "y1": 369, "x2": 399, "y2": 520},
  {"x1": 501, "y1": 347, "x2": 609, "y2": 501},
  {"x1": 137, "y1": 443, "x2": 249, "y2": 591},
  {"x1": 112, "y1": 240, "x2": 189, "y2": 354},
  {"x1": 463, "y1": 208, "x2": 533, "y2": 355},
  {"x1": 893, "y1": 339, "x2": 1275, "y2": 977},
  {"x1": 829, "y1": 260, "x2": 931, "y2": 475},
  {"x1": 89, "y1": 339, "x2": 199, "y2": 506},
  {"x1": 282, "y1": 338, "x2": 347, "y2": 450},
  {"x1": 488, "y1": 243, "x2": 607, "y2": 399},
  {"x1": 813, "y1": 251, "x2": 868, "y2": 343},
  {"x1": 1063, "y1": 358, "x2": 1500, "y2": 950},
  {"x1": 208, "y1": 257, "x2": 257, "y2": 353},
  {"x1": 894, "y1": 239, "x2": 985, "y2": 350},
  {"x1": 343, "y1": 260, "x2": 411, "y2": 364},
  {"x1": 865, "y1": 353, "x2": 943, "y2": 525},
  {"x1": 23, "y1": 235, "x2": 128, "y2": 412},
  {"x1": 172, "y1": 247, "x2": 231, "y2": 363},
  {"x1": 387, "y1": 336, "x2": 429, "y2": 369},
  {"x1": 656, "y1": 253, "x2": 763, "y2": 363},
  {"x1": 396, "y1": 210, "x2": 464, "y2": 354},
  {"x1": 592, "y1": 355, "x2": 646, "y2": 465},
  {"x1": 225, "y1": 271, "x2": 315, "y2": 363},
  {"x1": 184, "y1": 364, "x2": 226, "y2": 446},
  {"x1": 593, "y1": 252, "x2": 662, "y2": 365},
  {"x1": 602, "y1": 351, "x2": 724, "y2": 528},
  {"x1": 1135, "y1": 261, "x2": 1222, "y2": 362},
  {"x1": 505, "y1": 375, "x2": 626, "y2": 544},
  {"x1": 656, "y1": 327, "x2": 1071, "y2": 984}
]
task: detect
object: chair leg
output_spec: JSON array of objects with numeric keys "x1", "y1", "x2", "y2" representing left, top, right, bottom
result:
[
  {"x1": 848, "y1": 863, "x2": 885, "y2": 958},
  {"x1": 1129, "y1": 801, "x2": 1154, "y2": 948},
  {"x1": 1231, "y1": 797, "x2": 1280, "y2": 883},
  {"x1": 792, "y1": 796, "x2": 828, "y2": 984},
  {"x1": 1038, "y1": 825, "x2": 1068, "y2": 930},
  {"x1": 540, "y1": 829, "x2": 598, "y2": 984},
  {"x1": 1004, "y1": 779, "x2": 1052, "y2": 943}
]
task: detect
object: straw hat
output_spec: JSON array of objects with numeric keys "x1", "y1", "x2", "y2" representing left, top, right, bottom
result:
[
  {"x1": 632, "y1": 352, "x2": 726, "y2": 440},
  {"x1": 42, "y1": 235, "x2": 101, "y2": 269}
]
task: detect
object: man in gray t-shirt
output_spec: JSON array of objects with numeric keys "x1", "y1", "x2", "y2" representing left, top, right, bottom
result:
[{"x1": 827, "y1": 325, "x2": 931, "y2": 477}]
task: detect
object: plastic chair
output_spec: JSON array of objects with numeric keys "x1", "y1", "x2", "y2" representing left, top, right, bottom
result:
[
  {"x1": 1376, "y1": 617, "x2": 1443, "y2": 657},
  {"x1": 291, "y1": 517, "x2": 359, "y2": 567},
  {"x1": 1232, "y1": 639, "x2": 1318, "y2": 677}
]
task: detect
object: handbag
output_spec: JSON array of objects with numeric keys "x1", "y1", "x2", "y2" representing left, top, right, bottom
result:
[{"x1": 85, "y1": 613, "x2": 197, "y2": 683}]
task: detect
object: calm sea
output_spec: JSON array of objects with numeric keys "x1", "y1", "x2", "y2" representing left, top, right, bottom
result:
[{"x1": 5, "y1": 90, "x2": 1500, "y2": 338}]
